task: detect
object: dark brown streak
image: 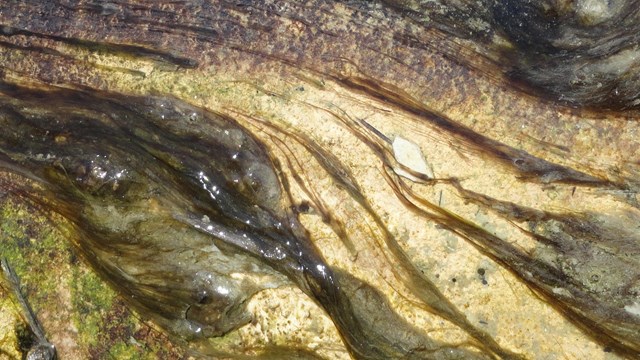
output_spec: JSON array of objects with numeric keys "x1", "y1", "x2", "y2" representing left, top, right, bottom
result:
[
  {"x1": 225, "y1": 96, "x2": 518, "y2": 358},
  {"x1": 235, "y1": 111, "x2": 360, "y2": 257},
  {"x1": 387, "y1": 171, "x2": 640, "y2": 357},
  {"x1": 338, "y1": 75, "x2": 617, "y2": 188},
  {"x1": 281, "y1": 100, "x2": 524, "y2": 359},
  {"x1": 0, "y1": 26, "x2": 198, "y2": 68}
]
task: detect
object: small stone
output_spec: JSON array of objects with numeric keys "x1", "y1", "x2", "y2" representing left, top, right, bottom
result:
[{"x1": 392, "y1": 136, "x2": 434, "y2": 180}]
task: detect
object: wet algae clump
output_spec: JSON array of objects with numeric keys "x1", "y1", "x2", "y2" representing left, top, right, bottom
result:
[
  {"x1": 0, "y1": 86, "x2": 299, "y2": 336},
  {"x1": 0, "y1": 85, "x2": 504, "y2": 359},
  {"x1": 1, "y1": 0, "x2": 640, "y2": 359}
]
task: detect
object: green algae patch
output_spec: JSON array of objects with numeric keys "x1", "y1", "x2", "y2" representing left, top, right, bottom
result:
[
  {"x1": 106, "y1": 341, "x2": 146, "y2": 360},
  {"x1": 0, "y1": 197, "x2": 72, "y2": 308},
  {"x1": 70, "y1": 266, "x2": 117, "y2": 348},
  {"x1": 0, "y1": 197, "x2": 71, "y2": 358},
  {"x1": 0, "y1": 190, "x2": 188, "y2": 359},
  {"x1": 0, "y1": 297, "x2": 22, "y2": 359},
  {"x1": 0, "y1": 199, "x2": 70, "y2": 280}
]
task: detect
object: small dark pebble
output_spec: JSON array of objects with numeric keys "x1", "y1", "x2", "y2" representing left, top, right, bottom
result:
[
  {"x1": 292, "y1": 201, "x2": 311, "y2": 214},
  {"x1": 298, "y1": 201, "x2": 310, "y2": 213},
  {"x1": 477, "y1": 268, "x2": 485, "y2": 276},
  {"x1": 451, "y1": 277, "x2": 457, "y2": 283}
]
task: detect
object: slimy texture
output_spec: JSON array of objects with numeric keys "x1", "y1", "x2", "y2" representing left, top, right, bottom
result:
[
  {"x1": 0, "y1": 1, "x2": 639, "y2": 359},
  {"x1": 0, "y1": 86, "x2": 508, "y2": 359}
]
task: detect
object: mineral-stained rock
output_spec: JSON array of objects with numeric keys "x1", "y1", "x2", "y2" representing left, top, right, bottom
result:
[{"x1": 0, "y1": 1, "x2": 639, "y2": 359}]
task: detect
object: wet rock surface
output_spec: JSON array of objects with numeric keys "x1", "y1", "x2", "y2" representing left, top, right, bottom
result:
[{"x1": 0, "y1": 1, "x2": 639, "y2": 359}]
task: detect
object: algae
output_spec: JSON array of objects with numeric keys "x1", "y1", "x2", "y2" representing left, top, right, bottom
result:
[{"x1": 0, "y1": 1, "x2": 639, "y2": 360}]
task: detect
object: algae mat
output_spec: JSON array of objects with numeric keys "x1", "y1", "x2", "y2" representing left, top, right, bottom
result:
[{"x1": 0, "y1": 1, "x2": 639, "y2": 359}]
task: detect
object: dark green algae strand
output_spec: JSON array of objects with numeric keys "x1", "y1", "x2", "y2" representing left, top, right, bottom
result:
[
  {"x1": 0, "y1": 84, "x2": 494, "y2": 359},
  {"x1": 0, "y1": 83, "x2": 291, "y2": 339},
  {"x1": 444, "y1": 182, "x2": 640, "y2": 356}
]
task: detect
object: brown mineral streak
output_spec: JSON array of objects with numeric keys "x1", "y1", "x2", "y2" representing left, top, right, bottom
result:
[
  {"x1": 0, "y1": 1, "x2": 639, "y2": 360},
  {"x1": 1, "y1": 1, "x2": 637, "y2": 187}
]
